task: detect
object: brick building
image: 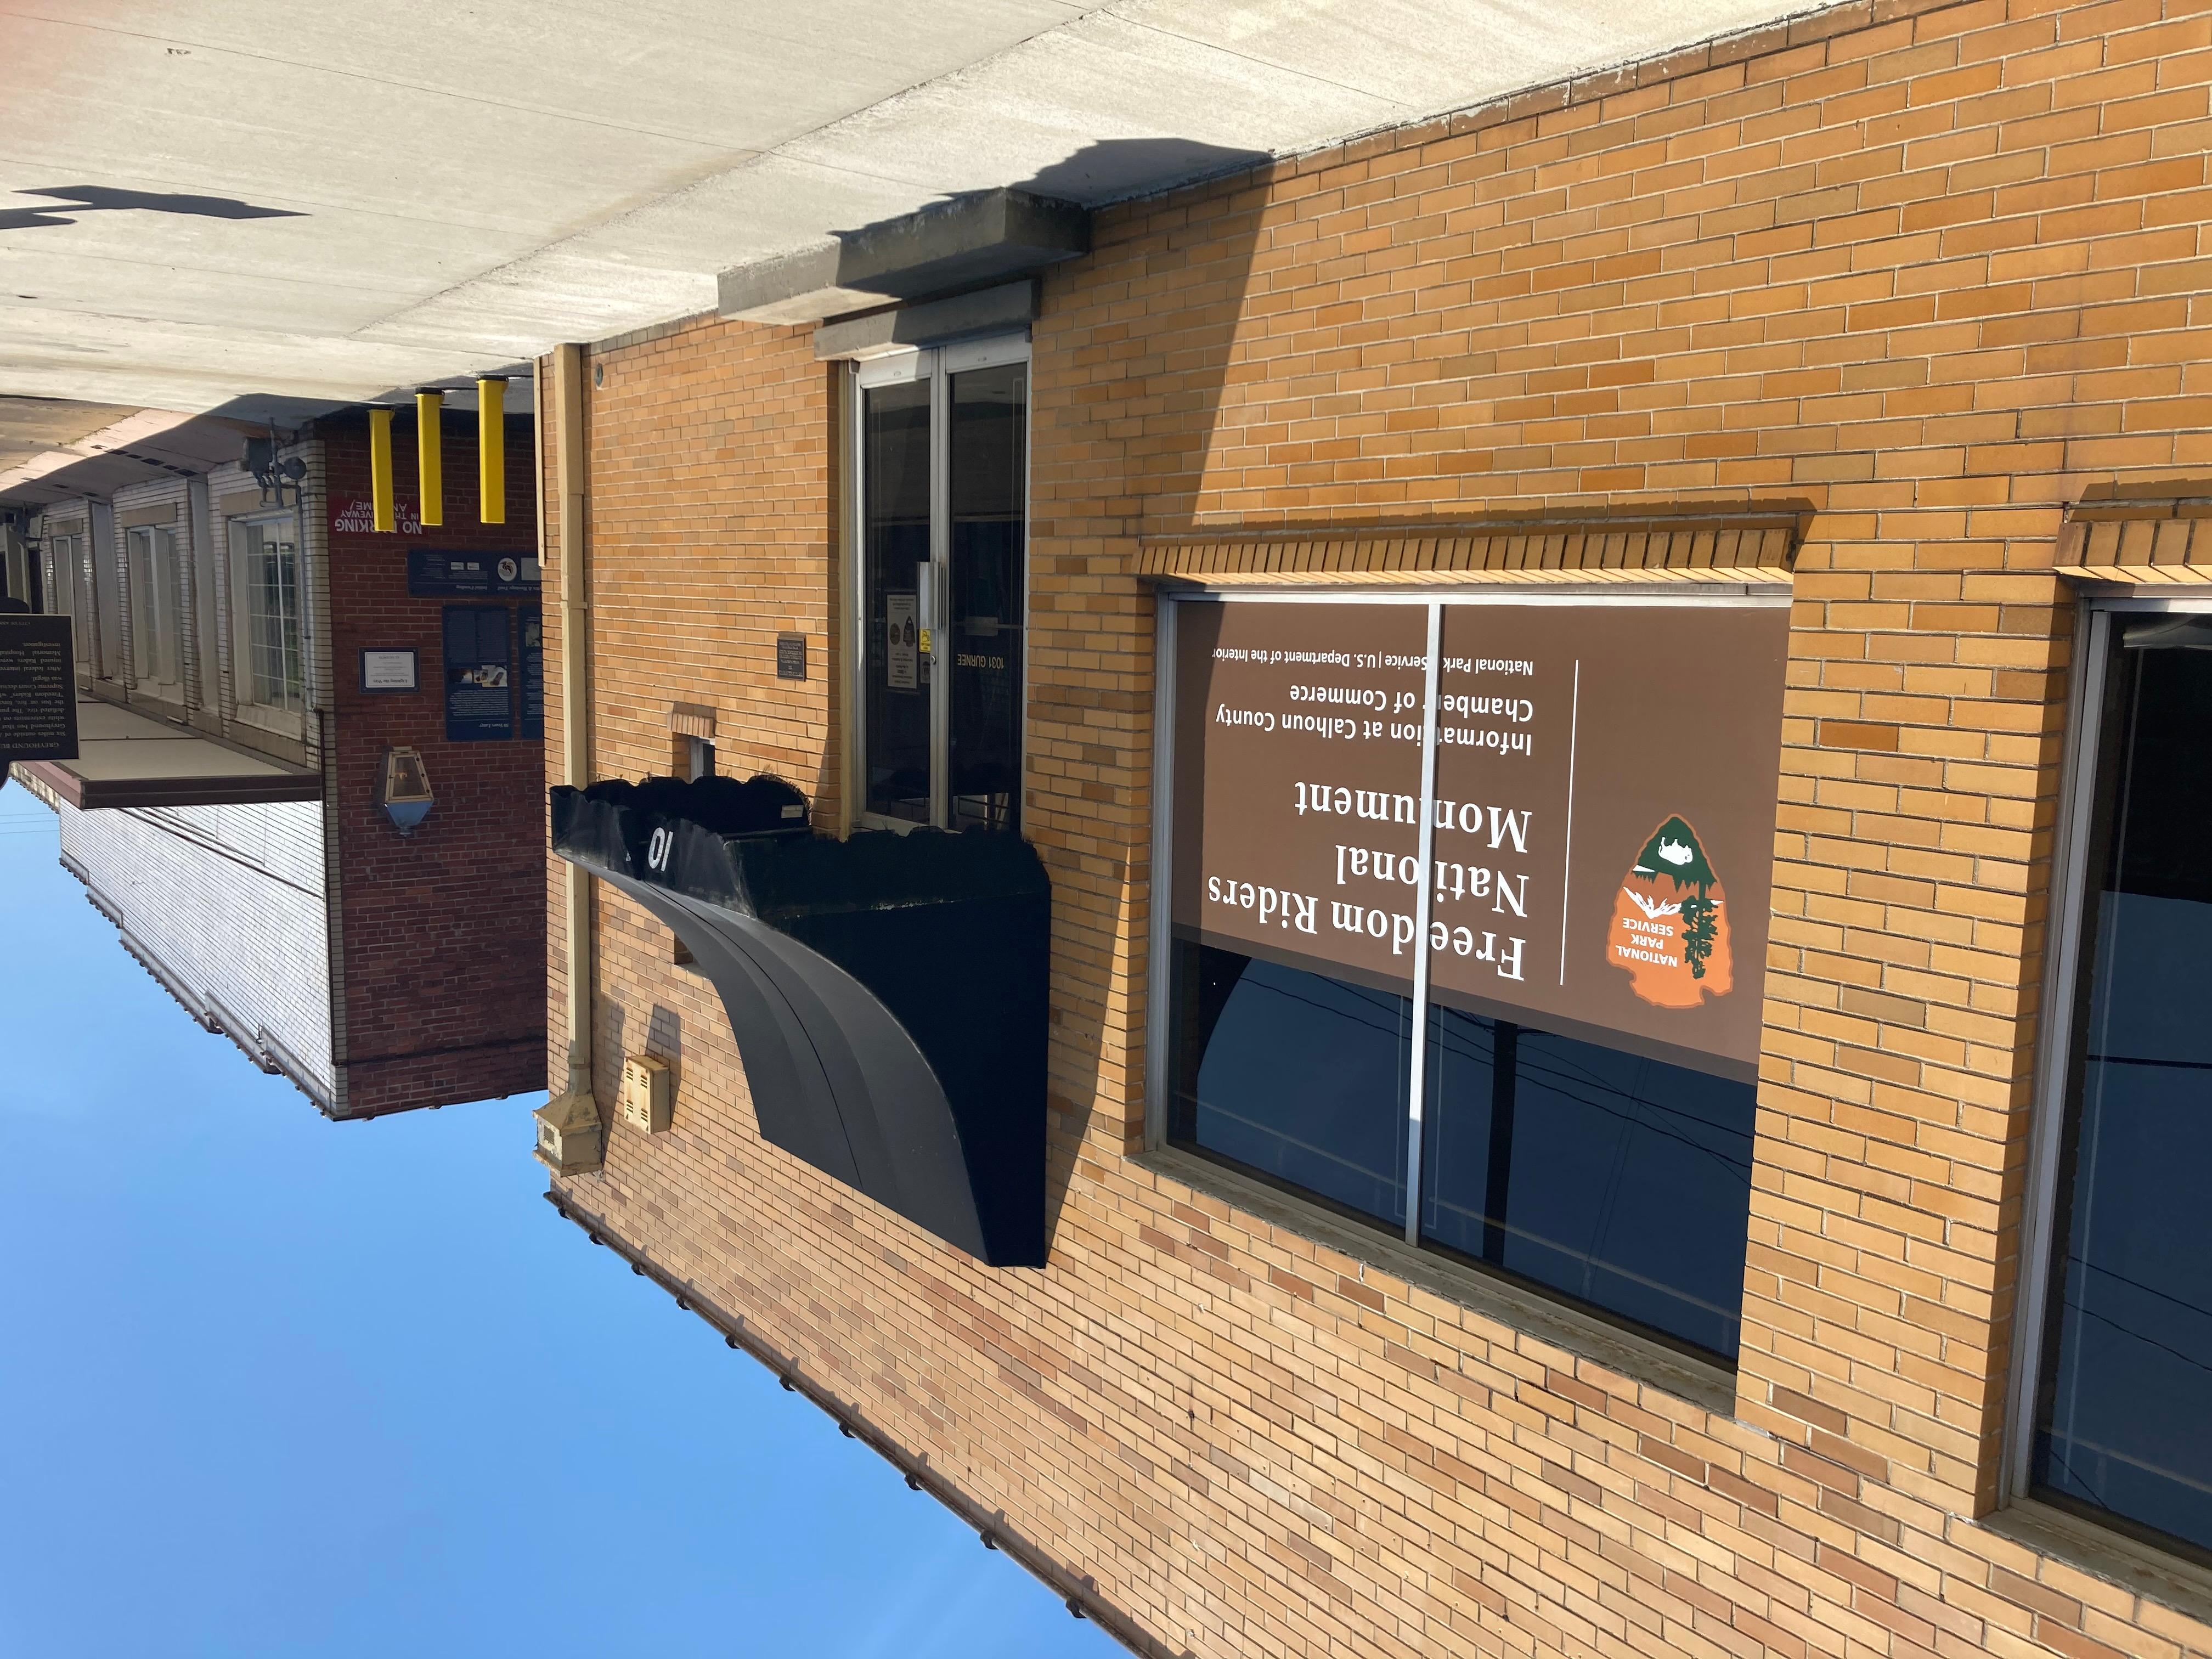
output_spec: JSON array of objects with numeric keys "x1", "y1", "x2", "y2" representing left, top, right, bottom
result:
[
  {"x1": 535, "y1": 1, "x2": 2212, "y2": 1654},
  {"x1": 8, "y1": 403, "x2": 546, "y2": 1117}
]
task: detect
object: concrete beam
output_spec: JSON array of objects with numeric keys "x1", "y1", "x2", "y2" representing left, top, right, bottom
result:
[
  {"x1": 720, "y1": 191, "x2": 1085, "y2": 326},
  {"x1": 812, "y1": 281, "x2": 1039, "y2": 361}
]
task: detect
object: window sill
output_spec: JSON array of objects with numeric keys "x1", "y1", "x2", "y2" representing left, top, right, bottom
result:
[
  {"x1": 1985, "y1": 1498, "x2": 2212, "y2": 1631},
  {"x1": 225, "y1": 707, "x2": 309, "y2": 766},
  {"x1": 1131, "y1": 1142, "x2": 1739, "y2": 1419},
  {"x1": 126, "y1": 689, "x2": 189, "y2": 725}
]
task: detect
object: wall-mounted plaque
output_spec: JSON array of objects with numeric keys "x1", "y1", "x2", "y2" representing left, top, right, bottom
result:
[
  {"x1": 776, "y1": 633, "x2": 808, "y2": 681},
  {"x1": 359, "y1": 648, "x2": 419, "y2": 692}
]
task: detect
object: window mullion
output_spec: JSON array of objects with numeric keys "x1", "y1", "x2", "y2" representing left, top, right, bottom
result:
[
  {"x1": 1403, "y1": 600, "x2": 1443, "y2": 1245},
  {"x1": 928, "y1": 357, "x2": 951, "y2": 828}
]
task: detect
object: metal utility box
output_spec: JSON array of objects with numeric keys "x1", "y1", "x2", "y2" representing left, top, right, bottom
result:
[{"x1": 619, "y1": 1053, "x2": 673, "y2": 1134}]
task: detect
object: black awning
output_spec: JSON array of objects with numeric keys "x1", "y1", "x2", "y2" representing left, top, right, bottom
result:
[{"x1": 552, "y1": 780, "x2": 1049, "y2": 1268}]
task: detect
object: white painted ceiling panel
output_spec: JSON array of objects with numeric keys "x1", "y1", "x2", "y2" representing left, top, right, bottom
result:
[{"x1": 0, "y1": 0, "x2": 1838, "y2": 497}]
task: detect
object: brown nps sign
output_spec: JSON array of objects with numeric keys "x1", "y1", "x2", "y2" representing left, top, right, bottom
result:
[{"x1": 1170, "y1": 596, "x2": 1789, "y2": 1074}]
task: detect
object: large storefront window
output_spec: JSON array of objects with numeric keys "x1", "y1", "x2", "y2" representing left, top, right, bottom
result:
[
  {"x1": 1160, "y1": 594, "x2": 1787, "y2": 1362},
  {"x1": 855, "y1": 340, "x2": 1028, "y2": 832},
  {"x1": 2031, "y1": 608, "x2": 2212, "y2": 1558}
]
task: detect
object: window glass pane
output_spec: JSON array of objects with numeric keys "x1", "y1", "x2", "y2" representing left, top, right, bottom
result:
[
  {"x1": 126, "y1": 526, "x2": 178, "y2": 687},
  {"x1": 127, "y1": 527, "x2": 153, "y2": 680},
  {"x1": 948, "y1": 362, "x2": 1025, "y2": 832},
  {"x1": 153, "y1": 527, "x2": 178, "y2": 686},
  {"x1": 94, "y1": 525, "x2": 122, "y2": 679},
  {"x1": 862, "y1": 380, "x2": 932, "y2": 822},
  {"x1": 2036, "y1": 618, "x2": 2212, "y2": 1555},
  {"x1": 236, "y1": 522, "x2": 303, "y2": 712},
  {"x1": 1164, "y1": 599, "x2": 1429, "y2": 1230},
  {"x1": 1170, "y1": 942, "x2": 1410, "y2": 1226},
  {"x1": 57, "y1": 537, "x2": 92, "y2": 668},
  {"x1": 1421, "y1": 1007, "x2": 1756, "y2": 1359}
]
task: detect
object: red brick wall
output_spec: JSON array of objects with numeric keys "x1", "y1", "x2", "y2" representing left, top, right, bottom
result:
[{"x1": 323, "y1": 410, "x2": 546, "y2": 1116}]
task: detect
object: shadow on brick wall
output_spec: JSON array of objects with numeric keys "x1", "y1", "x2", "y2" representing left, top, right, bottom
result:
[{"x1": 1020, "y1": 140, "x2": 1273, "y2": 1245}]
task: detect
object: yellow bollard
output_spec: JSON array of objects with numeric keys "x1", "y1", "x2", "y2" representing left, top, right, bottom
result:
[
  {"x1": 415, "y1": 389, "x2": 444, "y2": 526},
  {"x1": 368, "y1": 406, "x2": 395, "y2": 533},
  {"x1": 477, "y1": 376, "x2": 506, "y2": 524}
]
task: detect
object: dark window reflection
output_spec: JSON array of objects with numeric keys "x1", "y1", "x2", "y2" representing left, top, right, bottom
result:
[
  {"x1": 1169, "y1": 941, "x2": 1409, "y2": 1227},
  {"x1": 2035, "y1": 616, "x2": 2212, "y2": 1557},
  {"x1": 949, "y1": 363, "x2": 1025, "y2": 833},
  {"x1": 862, "y1": 381, "x2": 931, "y2": 823},
  {"x1": 1420, "y1": 1008, "x2": 1755, "y2": 1360}
]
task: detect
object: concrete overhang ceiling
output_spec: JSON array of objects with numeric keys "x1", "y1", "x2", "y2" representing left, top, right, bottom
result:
[{"x1": 0, "y1": 0, "x2": 1837, "y2": 433}]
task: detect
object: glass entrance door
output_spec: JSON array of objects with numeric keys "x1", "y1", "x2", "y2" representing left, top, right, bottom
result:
[
  {"x1": 860, "y1": 368, "x2": 933, "y2": 824},
  {"x1": 855, "y1": 339, "x2": 1029, "y2": 834}
]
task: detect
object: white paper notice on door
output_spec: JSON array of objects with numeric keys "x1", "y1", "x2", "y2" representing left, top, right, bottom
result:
[{"x1": 885, "y1": 591, "x2": 918, "y2": 691}]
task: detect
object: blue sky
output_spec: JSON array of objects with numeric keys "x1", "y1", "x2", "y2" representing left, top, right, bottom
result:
[{"x1": 0, "y1": 777, "x2": 1120, "y2": 1659}]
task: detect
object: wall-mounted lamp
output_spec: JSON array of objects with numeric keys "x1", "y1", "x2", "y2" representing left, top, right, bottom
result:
[
  {"x1": 244, "y1": 426, "x2": 308, "y2": 508},
  {"x1": 377, "y1": 744, "x2": 433, "y2": 834}
]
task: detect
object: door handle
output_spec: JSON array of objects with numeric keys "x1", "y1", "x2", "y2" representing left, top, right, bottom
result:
[{"x1": 917, "y1": 562, "x2": 940, "y2": 658}]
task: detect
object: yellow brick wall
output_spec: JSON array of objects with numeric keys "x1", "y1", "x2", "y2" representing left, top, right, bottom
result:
[{"x1": 544, "y1": 1, "x2": 2212, "y2": 1653}]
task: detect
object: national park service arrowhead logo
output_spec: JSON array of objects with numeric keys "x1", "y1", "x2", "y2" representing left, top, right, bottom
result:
[{"x1": 1608, "y1": 815, "x2": 1733, "y2": 1008}]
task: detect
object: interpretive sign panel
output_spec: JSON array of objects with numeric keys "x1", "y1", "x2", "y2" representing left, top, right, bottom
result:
[
  {"x1": 518, "y1": 607, "x2": 545, "y2": 742},
  {"x1": 0, "y1": 614, "x2": 78, "y2": 761},
  {"x1": 409, "y1": 549, "x2": 541, "y2": 597},
  {"x1": 443, "y1": 605, "x2": 514, "y2": 742},
  {"x1": 1171, "y1": 596, "x2": 1788, "y2": 1072}
]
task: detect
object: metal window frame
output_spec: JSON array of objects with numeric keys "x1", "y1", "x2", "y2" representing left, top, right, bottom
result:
[
  {"x1": 1141, "y1": 580, "x2": 1791, "y2": 1237},
  {"x1": 848, "y1": 335, "x2": 1032, "y2": 834},
  {"x1": 2002, "y1": 591, "x2": 2212, "y2": 1505}
]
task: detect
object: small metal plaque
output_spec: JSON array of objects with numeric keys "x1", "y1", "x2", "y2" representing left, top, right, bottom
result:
[{"x1": 776, "y1": 633, "x2": 808, "y2": 681}]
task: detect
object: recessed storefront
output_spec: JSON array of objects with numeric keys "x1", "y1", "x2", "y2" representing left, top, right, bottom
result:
[{"x1": 853, "y1": 338, "x2": 1030, "y2": 832}]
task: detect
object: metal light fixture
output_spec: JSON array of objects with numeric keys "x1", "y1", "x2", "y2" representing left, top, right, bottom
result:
[
  {"x1": 244, "y1": 425, "x2": 307, "y2": 507},
  {"x1": 377, "y1": 744, "x2": 433, "y2": 834}
]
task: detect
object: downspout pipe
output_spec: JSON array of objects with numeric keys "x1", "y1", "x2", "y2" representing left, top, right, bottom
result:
[{"x1": 534, "y1": 343, "x2": 604, "y2": 1173}]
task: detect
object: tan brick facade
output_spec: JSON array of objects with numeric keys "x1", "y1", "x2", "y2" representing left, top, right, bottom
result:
[{"x1": 543, "y1": 1, "x2": 2212, "y2": 1652}]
